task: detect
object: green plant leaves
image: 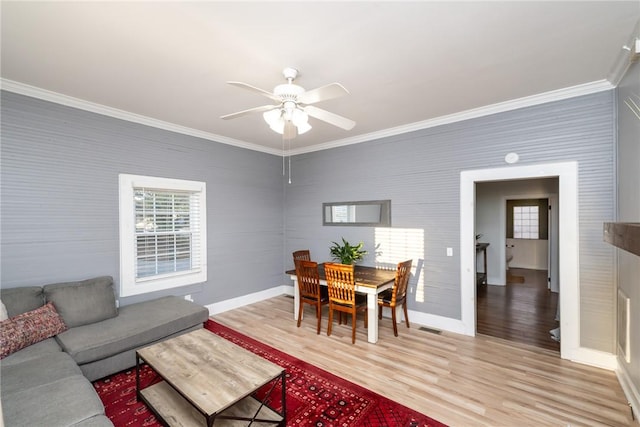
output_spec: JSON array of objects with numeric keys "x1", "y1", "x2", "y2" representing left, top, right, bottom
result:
[{"x1": 329, "y1": 237, "x2": 367, "y2": 265}]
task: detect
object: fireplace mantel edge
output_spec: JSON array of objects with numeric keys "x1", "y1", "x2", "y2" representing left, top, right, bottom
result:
[{"x1": 604, "y1": 222, "x2": 640, "y2": 257}]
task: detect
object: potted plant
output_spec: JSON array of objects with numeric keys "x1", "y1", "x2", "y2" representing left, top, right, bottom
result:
[{"x1": 329, "y1": 237, "x2": 368, "y2": 265}]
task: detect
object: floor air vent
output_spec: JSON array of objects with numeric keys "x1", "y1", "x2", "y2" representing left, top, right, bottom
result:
[{"x1": 419, "y1": 326, "x2": 442, "y2": 335}]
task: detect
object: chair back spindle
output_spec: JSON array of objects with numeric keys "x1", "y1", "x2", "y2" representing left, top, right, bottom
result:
[
  {"x1": 393, "y1": 260, "x2": 412, "y2": 305},
  {"x1": 325, "y1": 263, "x2": 356, "y2": 305},
  {"x1": 294, "y1": 259, "x2": 328, "y2": 334},
  {"x1": 378, "y1": 259, "x2": 413, "y2": 337},
  {"x1": 292, "y1": 250, "x2": 311, "y2": 265},
  {"x1": 324, "y1": 262, "x2": 367, "y2": 343},
  {"x1": 297, "y1": 260, "x2": 321, "y2": 300}
]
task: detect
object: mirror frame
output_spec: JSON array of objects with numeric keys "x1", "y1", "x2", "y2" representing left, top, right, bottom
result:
[{"x1": 322, "y1": 200, "x2": 391, "y2": 227}]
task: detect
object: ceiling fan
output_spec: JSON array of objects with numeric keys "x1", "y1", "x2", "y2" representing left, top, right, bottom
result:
[{"x1": 220, "y1": 67, "x2": 356, "y2": 138}]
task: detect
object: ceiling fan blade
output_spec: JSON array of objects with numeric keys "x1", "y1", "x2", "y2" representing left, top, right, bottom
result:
[
  {"x1": 220, "y1": 104, "x2": 277, "y2": 120},
  {"x1": 304, "y1": 105, "x2": 356, "y2": 130},
  {"x1": 298, "y1": 83, "x2": 349, "y2": 105},
  {"x1": 227, "y1": 81, "x2": 280, "y2": 102}
]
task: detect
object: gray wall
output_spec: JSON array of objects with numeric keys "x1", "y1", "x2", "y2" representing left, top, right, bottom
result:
[
  {"x1": 0, "y1": 91, "x2": 285, "y2": 307},
  {"x1": 0, "y1": 88, "x2": 618, "y2": 353},
  {"x1": 285, "y1": 91, "x2": 616, "y2": 352},
  {"x1": 615, "y1": 60, "x2": 640, "y2": 401}
]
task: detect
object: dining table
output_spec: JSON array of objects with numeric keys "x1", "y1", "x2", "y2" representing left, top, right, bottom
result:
[{"x1": 286, "y1": 263, "x2": 397, "y2": 344}]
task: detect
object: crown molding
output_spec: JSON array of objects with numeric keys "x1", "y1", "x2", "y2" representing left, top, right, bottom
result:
[
  {"x1": 288, "y1": 79, "x2": 614, "y2": 155},
  {"x1": 0, "y1": 78, "x2": 283, "y2": 156},
  {"x1": 2, "y1": 78, "x2": 613, "y2": 157}
]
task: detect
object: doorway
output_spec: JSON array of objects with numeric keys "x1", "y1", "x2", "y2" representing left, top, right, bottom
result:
[
  {"x1": 475, "y1": 183, "x2": 560, "y2": 351},
  {"x1": 460, "y1": 161, "x2": 580, "y2": 361}
]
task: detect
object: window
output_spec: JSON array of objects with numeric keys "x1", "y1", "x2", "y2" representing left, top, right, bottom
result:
[
  {"x1": 119, "y1": 174, "x2": 206, "y2": 297},
  {"x1": 513, "y1": 206, "x2": 539, "y2": 239},
  {"x1": 506, "y1": 198, "x2": 548, "y2": 240}
]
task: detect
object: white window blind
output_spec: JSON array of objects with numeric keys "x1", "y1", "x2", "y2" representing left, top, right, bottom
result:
[
  {"x1": 119, "y1": 174, "x2": 206, "y2": 297},
  {"x1": 135, "y1": 189, "x2": 201, "y2": 279}
]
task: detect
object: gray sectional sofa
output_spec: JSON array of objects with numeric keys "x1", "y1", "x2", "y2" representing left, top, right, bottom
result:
[{"x1": 1, "y1": 276, "x2": 209, "y2": 426}]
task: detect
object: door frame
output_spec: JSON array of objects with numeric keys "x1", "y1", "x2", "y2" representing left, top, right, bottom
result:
[{"x1": 460, "y1": 161, "x2": 579, "y2": 360}]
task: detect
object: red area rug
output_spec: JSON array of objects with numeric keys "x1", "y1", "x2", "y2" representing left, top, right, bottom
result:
[{"x1": 94, "y1": 320, "x2": 446, "y2": 427}]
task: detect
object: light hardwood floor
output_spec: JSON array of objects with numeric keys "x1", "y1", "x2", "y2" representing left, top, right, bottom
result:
[{"x1": 213, "y1": 295, "x2": 634, "y2": 427}]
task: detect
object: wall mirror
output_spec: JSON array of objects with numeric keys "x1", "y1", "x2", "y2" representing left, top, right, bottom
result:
[{"x1": 323, "y1": 200, "x2": 391, "y2": 226}]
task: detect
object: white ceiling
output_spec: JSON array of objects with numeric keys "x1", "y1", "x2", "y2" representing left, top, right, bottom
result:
[{"x1": 2, "y1": 1, "x2": 639, "y2": 155}]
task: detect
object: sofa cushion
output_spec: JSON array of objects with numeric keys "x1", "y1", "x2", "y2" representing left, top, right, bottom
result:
[
  {"x1": 0, "y1": 286, "x2": 44, "y2": 317},
  {"x1": 44, "y1": 276, "x2": 117, "y2": 328},
  {"x1": 56, "y1": 296, "x2": 208, "y2": 365},
  {"x1": 1, "y1": 351, "x2": 82, "y2": 395},
  {"x1": 0, "y1": 302, "x2": 68, "y2": 359},
  {"x1": 0, "y1": 337, "x2": 62, "y2": 367},
  {"x1": 2, "y1": 375, "x2": 106, "y2": 427}
]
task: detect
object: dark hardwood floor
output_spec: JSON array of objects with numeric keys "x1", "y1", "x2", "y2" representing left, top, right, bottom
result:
[{"x1": 477, "y1": 268, "x2": 560, "y2": 352}]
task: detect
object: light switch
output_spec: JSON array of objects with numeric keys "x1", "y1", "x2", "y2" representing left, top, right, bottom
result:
[{"x1": 447, "y1": 247, "x2": 453, "y2": 256}]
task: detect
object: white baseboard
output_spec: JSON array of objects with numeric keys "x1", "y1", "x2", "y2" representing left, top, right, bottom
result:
[
  {"x1": 567, "y1": 347, "x2": 618, "y2": 371},
  {"x1": 208, "y1": 287, "x2": 467, "y2": 335},
  {"x1": 205, "y1": 285, "x2": 293, "y2": 315},
  {"x1": 206, "y1": 288, "x2": 621, "y2": 373},
  {"x1": 401, "y1": 309, "x2": 469, "y2": 335},
  {"x1": 617, "y1": 360, "x2": 640, "y2": 425}
]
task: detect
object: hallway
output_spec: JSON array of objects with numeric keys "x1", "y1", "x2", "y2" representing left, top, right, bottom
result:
[{"x1": 477, "y1": 268, "x2": 560, "y2": 352}]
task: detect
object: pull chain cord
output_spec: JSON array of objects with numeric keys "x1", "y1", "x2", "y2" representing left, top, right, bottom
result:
[
  {"x1": 282, "y1": 131, "x2": 286, "y2": 176},
  {"x1": 282, "y1": 127, "x2": 292, "y2": 184},
  {"x1": 288, "y1": 135, "x2": 292, "y2": 184}
]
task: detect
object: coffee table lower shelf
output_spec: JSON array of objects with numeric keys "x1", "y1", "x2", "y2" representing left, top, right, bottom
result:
[{"x1": 140, "y1": 380, "x2": 283, "y2": 427}]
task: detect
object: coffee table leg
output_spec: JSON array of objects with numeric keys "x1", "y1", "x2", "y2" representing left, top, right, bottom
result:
[
  {"x1": 135, "y1": 354, "x2": 141, "y2": 401},
  {"x1": 280, "y1": 371, "x2": 286, "y2": 426}
]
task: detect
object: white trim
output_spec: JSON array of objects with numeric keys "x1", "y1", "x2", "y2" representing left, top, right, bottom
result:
[
  {"x1": 405, "y1": 310, "x2": 468, "y2": 335},
  {"x1": 118, "y1": 174, "x2": 207, "y2": 297},
  {"x1": 567, "y1": 347, "x2": 618, "y2": 370},
  {"x1": 0, "y1": 79, "x2": 283, "y2": 156},
  {"x1": 209, "y1": 284, "x2": 468, "y2": 335},
  {"x1": 617, "y1": 361, "x2": 640, "y2": 424},
  {"x1": 207, "y1": 286, "x2": 621, "y2": 371},
  {"x1": 206, "y1": 285, "x2": 293, "y2": 315},
  {"x1": 207, "y1": 285, "x2": 623, "y2": 372},
  {"x1": 460, "y1": 162, "x2": 580, "y2": 362},
  {"x1": 288, "y1": 80, "x2": 613, "y2": 155},
  {"x1": 1, "y1": 77, "x2": 612, "y2": 157}
]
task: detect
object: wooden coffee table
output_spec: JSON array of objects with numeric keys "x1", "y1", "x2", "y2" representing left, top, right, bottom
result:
[{"x1": 136, "y1": 328, "x2": 286, "y2": 426}]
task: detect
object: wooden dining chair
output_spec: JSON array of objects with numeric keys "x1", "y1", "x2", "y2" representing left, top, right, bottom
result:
[
  {"x1": 294, "y1": 260, "x2": 329, "y2": 334},
  {"x1": 324, "y1": 262, "x2": 368, "y2": 344},
  {"x1": 378, "y1": 259, "x2": 413, "y2": 336},
  {"x1": 292, "y1": 250, "x2": 311, "y2": 264}
]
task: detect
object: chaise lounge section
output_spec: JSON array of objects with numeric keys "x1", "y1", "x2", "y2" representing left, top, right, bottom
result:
[{"x1": 1, "y1": 276, "x2": 209, "y2": 426}]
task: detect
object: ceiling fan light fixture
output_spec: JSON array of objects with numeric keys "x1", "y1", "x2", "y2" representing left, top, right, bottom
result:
[
  {"x1": 291, "y1": 108, "x2": 309, "y2": 127},
  {"x1": 270, "y1": 120, "x2": 285, "y2": 134},
  {"x1": 263, "y1": 109, "x2": 285, "y2": 134},
  {"x1": 296, "y1": 120, "x2": 312, "y2": 135}
]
